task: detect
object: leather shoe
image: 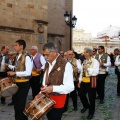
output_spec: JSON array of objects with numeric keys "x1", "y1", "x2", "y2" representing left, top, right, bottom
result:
[
  {"x1": 87, "y1": 114, "x2": 93, "y2": 119},
  {"x1": 1, "y1": 101, "x2": 5, "y2": 105},
  {"x1": 100, "y1": 100, "x2": 104, "y2": 104},
  {"x1": 81, "y1": 108, "x2": 88, "y2": 113},
  {"x1": 8, "y1": 102, "x2": 14, "y2": 106}
]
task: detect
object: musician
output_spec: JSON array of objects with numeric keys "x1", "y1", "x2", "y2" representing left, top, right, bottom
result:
[
  {"x1": 41, "y1": 42, "x2": 74, "y2": 120},
  {"x1": 63, "y1": 52, "x2": 67, "y2": 61},
  {"x1": 30, "y1": 46, "x2": 46, "y2": 99},
  {"x1": 95, "y1": 46, "x2": 111, "y2": 104},
  {"x1": 60, "y1": 51, "x2": 64, "y2": 57},
  {"x1": 7, "y1": 39, "x2": 33, "y2": 120},
  {"x1": 92, "y1": 48, "x2": 97, "y2": 58},
  {"x1": 114, "y1": 49, "x2": 120, "y2": 96},
  {"x1": 114, "y1": 48, "x2": 119, "y2": 74},
  {"x1": 78, "y1": 47, "x2": 99, "y2": 119},
  {"x1": 64, "y1": 50, "x2": 81, "y2": 112},
  {"x1": 0, "y1": 45, "x2": 9, "y2": 104},
  {"x1": 5, "y1": 51, "x2": 17, "y2": 106}
]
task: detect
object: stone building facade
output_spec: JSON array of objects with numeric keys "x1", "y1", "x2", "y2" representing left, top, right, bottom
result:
[
  {"x1": 48, "y1": 0, "x2": 73, "y2": 52},
  {"x1": 73, "y1": 38, "x2": 120, "y2": 54},
  {"x1": 0, "y1": 0, "x2": 73, "y2": 52},
  {"x1": 73, "y1": 28, "x2": 120, "y2": 54}
]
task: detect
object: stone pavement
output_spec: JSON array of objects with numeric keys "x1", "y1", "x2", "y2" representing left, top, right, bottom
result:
[{"x1": 0, "y1": 67, "x2": 120, "y2": 120}]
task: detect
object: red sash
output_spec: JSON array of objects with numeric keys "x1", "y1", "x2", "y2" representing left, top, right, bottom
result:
[{"x1": 50, "y1": 94, "x2": 66, "y2": 108}]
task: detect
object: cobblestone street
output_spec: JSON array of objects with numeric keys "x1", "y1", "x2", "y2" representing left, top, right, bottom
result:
[{"x1": 0, "y1": 67, "x2": 120, "y2": 120}]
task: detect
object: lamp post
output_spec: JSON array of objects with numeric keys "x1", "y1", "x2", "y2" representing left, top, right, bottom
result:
[{"x1": 64, "y1": 11, "x2": 77, "y2": 50}]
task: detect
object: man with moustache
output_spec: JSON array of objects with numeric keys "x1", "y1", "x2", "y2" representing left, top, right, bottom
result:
[
  {"x1": 64, "y1": 50, "x2": 81, "y2": 111},
  {"x1": 41, "y1": 42, "x2": 74, "y2": 120},
  {"x1": 30, "y1": 46, "x2": 46, "y2": 99}
]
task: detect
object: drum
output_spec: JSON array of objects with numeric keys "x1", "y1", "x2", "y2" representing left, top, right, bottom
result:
[
  {"x1": 23, "y1": 93, "x2": 56, "y2": 120},
  {"x1": 0, "y1": 77, "x2": 18, "y2": 98}
]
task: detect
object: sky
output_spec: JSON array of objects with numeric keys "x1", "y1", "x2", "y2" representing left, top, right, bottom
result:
[{"x1": 73, "y1": 0, "x2": 120, "y2": 37}]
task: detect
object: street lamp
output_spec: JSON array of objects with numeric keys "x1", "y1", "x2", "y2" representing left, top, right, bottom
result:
[{"x1": 64, "y1": 11, "x2": 77, "y2": 50}]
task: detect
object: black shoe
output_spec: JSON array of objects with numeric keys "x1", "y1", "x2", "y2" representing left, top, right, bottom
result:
[
  {"x1": 8, "y1": 102, "x2": 14, "y2": 106},
  {"x1": 81, "y1": 108, "x2": 88, "y2": 113},
  {"x1": 1, "y1": 101, "x2": 5, "y2": 105},
  {"x1": 87, "y1": 114, "x2": 93, "y2": 119},
  {"x1": 100, "y1": 100, "x2": 104, "y2": 104},
  {"x1": 96, "y1": 96, "x2": 100, "y2": 99}
]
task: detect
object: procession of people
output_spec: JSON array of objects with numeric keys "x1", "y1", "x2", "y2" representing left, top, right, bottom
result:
[{"x1": 0, "y1": 39, "x2": 120, "y2": 120}]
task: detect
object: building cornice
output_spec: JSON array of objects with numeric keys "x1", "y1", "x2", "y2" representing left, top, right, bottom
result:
[{"x1": 0, "y1": 25, "x2": 34, "y2": 33}]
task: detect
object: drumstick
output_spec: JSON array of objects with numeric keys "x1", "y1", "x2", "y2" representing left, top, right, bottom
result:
[
  {"x1": 39, "y1": 82, "x2": 51, "y2": 95},
  {"x1": 42, "y1": 82, "x2": 51, "y2": 88}
]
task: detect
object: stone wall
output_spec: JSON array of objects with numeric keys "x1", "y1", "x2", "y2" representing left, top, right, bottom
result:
[
  {"x1": 0, "y1": 0, "x2": 48, "y2": 52},
  {"x1": 48, "y1": 0, "x2": 73, "y2": 52},
  {"x1": 0, "y1": 0, "x2": 73, "y2": 52}
]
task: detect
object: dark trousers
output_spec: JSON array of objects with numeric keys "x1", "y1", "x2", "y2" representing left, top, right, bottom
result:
[
  {"x1": 0, "y1": 72, "x2": 7, "y2": 102},
  {"x1": 116, "y1": 72, "x2": 120, "y2": 94},
  {"x1": 79, "y1": 82, "x2": 96, "y2": 115},
  {"x1": 13, "y1": 81, "x2": 30, "y2": 120},
  {"x1": 63, "y1": 94, "x2": 69, "y2": 111},
  {"x1": 64, "y1": 81, "x2": 77, "y2": 110},
  {"x1": 30, "y1": 75, "x2": 42, "y2": 99},
  {"x1": 97, "y1": 74, "x2": 106, "y2": 100},
  {"x1": 47, "y1": 108, "x2": 64, "y2": 120},
  {"x1": 70, "y1": 81, "x2": 78, "y2": 109}
]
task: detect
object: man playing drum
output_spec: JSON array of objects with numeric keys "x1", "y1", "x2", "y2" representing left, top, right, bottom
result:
[
  {"x1": 0, "y1": 45, "x2": 9, "y2": 104},
  {"x1": 7, "y1": 39, "x2": 33, "y2": 120},
  {"x1": 41, "y1": 42, "x2": 74, "y2": 120}
]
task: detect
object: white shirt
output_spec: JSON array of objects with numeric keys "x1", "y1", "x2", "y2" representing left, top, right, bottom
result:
[
  {"x1": 69, "y1": 59, "x2": 82, "y2": 72},
  {"x1": 0, "y1": 56, "x2": 6, "y2": 72},
  {"x1": 98, "y1": 54, "x2": 111, "y2": 67},
  {"x1": 32, "y1": 53, "x2": 46, "y2": 69},
  {"x1": 69, "y1": 59, "x2": 82, "y2": 81},
  {"x1": 115, "y1": 55, "x2": 120, "y2": 66},
  {"x1": 8, "y1": 54, "x2": 33, "y2": 77},
  {"x1": 79, "y1": 58, "x2": 99, "y2": 83},
  {"x1": 76, "y1": 59, "x2": 82, "y2": 73},
  {"x1": 42, "y1": 55, "x2": 74, "y2": 94},
  {"x1": 92, "y1": 55, "x2": 96, "y2": 58}
]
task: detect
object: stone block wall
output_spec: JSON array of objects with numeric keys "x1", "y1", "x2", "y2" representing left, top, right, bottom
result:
[
  {"x1": 0, "y1": 0, "x2": 73, "y2": 53},
  {"x1": 0, "y1": 0, "x2": 48, "y2": 53},
  {"x1": 48, "y1": 0, "x2": 73, "y2": 52}
]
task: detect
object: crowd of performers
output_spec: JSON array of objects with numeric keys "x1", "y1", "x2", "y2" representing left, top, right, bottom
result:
[{"x1": 0, "y1": 39, "x2": 120, "y2": 120}]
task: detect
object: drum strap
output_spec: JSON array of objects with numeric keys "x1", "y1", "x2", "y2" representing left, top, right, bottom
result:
[{"x1": 45, "y1": 66, "x2": 49, "y2": 85}]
